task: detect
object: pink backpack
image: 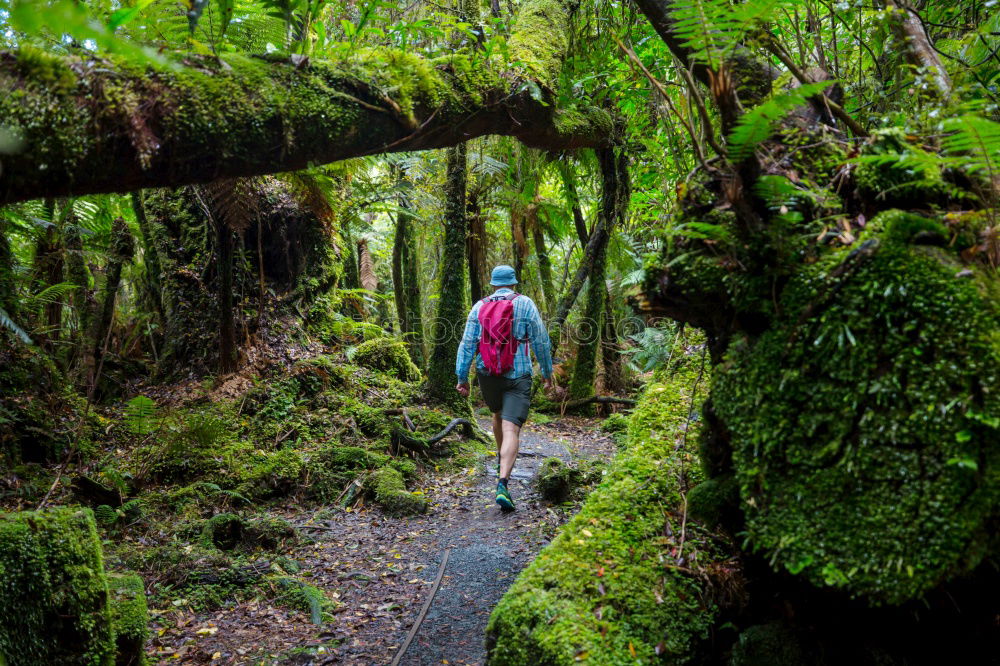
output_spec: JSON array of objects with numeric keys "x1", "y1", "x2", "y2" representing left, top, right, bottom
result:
[{"x1": 477, "y1": 293, "x2": 527, "y2": 375}]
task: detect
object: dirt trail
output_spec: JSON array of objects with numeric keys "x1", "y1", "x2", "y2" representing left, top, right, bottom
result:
[{"x1": 147, "y1": 417, "x2": 615, "y2": 665}]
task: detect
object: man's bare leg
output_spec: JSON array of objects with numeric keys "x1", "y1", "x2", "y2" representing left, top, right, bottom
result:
[
  {"x1": 499, "y1": 419, "x2": 521, "y2": 481},
  {"x1": 492, "y1": 412, "x2": 504, "y2": 452}
]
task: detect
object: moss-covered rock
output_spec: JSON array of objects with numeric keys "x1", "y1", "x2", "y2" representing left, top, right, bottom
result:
[
  {"x1": 200, "y1": 513, "x2": 244, "y2": 551},
  {"x1": 351, "y1": 338, "x2": 421, "y2": 381},
  {"x1": 370, "y1": 466, "x2": 428, "y2": 516},
  {"x1": 486, "y1": 346, "x2": 735, "y2": 664},
  {"x1": 107, "y1": 573, "x2": 148, "y2": 666},
  {"x1": 0, "y1": 507, "x2": 115, "y2": 665},
  {"x1": 713, "y1": 222, "x2": 1000, "y2": 604},
  {"x1": 265, "y1": 575, "x2": 339, "y2": 625},
  {"x1": 534, "y1": 457, "x2": 582, "y2": 503}
]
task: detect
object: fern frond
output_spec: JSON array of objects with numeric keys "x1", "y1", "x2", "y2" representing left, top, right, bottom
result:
[
  {"x1": 0, "y1": 306, "x2": 33, "y2": 345},
  {"x1": 727, "y1": 82, "x2": 831, "y2": 161},
  {"x1": 26, "y1": 281, "x2": 78, "y2": 309},
  {"x1": 942, "y1": 115, "x2": 1000, "y2": 176},
  {"x1": 124, "y1": 395, "x2": 159, "y2": 435}
]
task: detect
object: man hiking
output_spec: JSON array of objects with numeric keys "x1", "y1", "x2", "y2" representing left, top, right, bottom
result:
[{"x1": 455, "y1": 265, "x2": 554, "y2": 511}]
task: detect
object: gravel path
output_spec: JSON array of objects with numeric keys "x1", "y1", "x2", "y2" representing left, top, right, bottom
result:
[{"x1": 146, "y1": 417, "x2": 615, "y2": 665}]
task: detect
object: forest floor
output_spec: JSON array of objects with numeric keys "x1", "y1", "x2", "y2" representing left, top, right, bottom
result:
[{"x1": 145, "y1": 415, "x2": 616, "y2": 665}]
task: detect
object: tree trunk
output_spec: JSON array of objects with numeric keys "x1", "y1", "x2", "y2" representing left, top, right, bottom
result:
[
  {"x1": 0, "y1": 213, "x2": 16, "y2": 319},
  {"x1": 550, "y1": 149, "x2": 629, "y2": 355},
  {"x1": 216, "y1": 221, "x2": 237, "y2": 374},
  {"x1": 88, "y1": 217, "x2": 134, "y2": 396},
  {"x1": 427, "y1": 144, "x2": 471, "y2": 413},
  {"x1": 558, "y1": 161, "x2": 590, "y2": 247},
  {"x1": 130, "y1": 191, "x2": 165, "y2": 328},
  {"x1": 567, "y1": 242, "x2": 606, "y2": 406},
  {"x1": 0, "y1": 0, "x2": 610, "y2": 205},
  {"x1": 531, "y1": 218, "x2": 555, "y2": 314},
  {"x1": 392, "y1": 200, "x2": 425, "y2": 367},
  {"x1": 64, "y1": 221, "x2": 94, "y2": 370},
  {"x1": 600, "y1": 285, "x2": 626, "y2": 393},
  {"x1": 467, "y1": 190, "x2": 488, "y2": 304}
]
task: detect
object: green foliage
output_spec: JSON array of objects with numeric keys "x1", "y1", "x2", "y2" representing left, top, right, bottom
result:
[
  {"x1": 534, "y1": 457, "x2": 582, "y2": 503},
  {"x1": 0, "y1": 306, "x2": 33, "y2": 345},
  {"x1": 123, "y1": 396, "x2": 158, "y2": 436},
  {"x1": 0, "y1": 507, "x2": 116, "y2": 666},
  {"x1": 728, "y1": 82, "x2": 832, "y2": 161},
  {"x1": 620, "y1": 323, "x2": 676, "y2": 372},
  {"x1": 266, "y1": 575, "x2": 338, "y2": 625},
  {"x1": 941, "y1": 115, "x2": 1000, "y2": 178}
]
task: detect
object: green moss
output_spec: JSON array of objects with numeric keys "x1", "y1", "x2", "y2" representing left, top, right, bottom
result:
[
  {"x1": 0, "y1": 507, "x2": 115, "y2": 666},
  {"x1": 713, "y1": 237, "x2": 1000, "y2": 604},
  {"x1": 370, "y1": 466, "x2": 428, "y2": 516},
  {"x1": 687, "y1": 475, "x2": 739, "y2": 529},
  {"x1": 350, "y1": 338, "x2": 421, "y2": 381},
  {"x1": 236, "y1": 448, "x2": 305, "y2": 499},
  {"x1": 107, "y1": 573, "x2": 148, "y2": 666},
  {"x1": 862, "y1": 209, "x2": 949, "y2": 246},
  {"x1": 266, "y1": 575, "x2": 339, "y2": 625},
  {"x1": 487, "y1": 345, "x2": 731, "y2": 665}
]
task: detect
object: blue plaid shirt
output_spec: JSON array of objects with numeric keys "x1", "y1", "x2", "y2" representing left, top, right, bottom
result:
[{"x1": 455, "y1": 288, "x2": 553, "y2": 381}]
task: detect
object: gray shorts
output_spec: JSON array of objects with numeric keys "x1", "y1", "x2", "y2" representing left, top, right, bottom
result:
[{"x1": 477, "y1": 372, "x2": 532, "y2": 426}]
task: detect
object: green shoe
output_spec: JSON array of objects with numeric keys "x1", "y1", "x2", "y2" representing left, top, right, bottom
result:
[{"x1": 496, "y1": 482, "x2": 515, "y2": 511}]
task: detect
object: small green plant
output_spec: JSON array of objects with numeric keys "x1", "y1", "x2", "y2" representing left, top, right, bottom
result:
[
  {"x1": 621, "y1": 324, "x2": 676, "y2": 372},
  {"x1": 124, "y1": 395, "x2": 158, "y2": 436}
]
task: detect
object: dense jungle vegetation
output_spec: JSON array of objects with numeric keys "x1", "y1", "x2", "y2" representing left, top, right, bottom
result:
[{"x1": 1, "y1": 0, "x2": 998, "y2": 663}]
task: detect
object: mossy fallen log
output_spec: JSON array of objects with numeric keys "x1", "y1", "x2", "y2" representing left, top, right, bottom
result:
[
  {"x1": 486, "y1": 347, "x2": 741, "y2": 664},
  {"x1": 0, "y1": 0, "x2": 611, "y2": 204},
  {"x1": 0, "y1": 507, "x2": 116, "y2": 665}
]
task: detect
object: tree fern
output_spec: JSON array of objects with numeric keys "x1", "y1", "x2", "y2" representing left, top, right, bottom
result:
[{"x1": 727, "y1": 81, "x2": 831, "y2": 161}]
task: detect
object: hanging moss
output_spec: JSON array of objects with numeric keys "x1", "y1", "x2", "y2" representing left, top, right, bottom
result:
[
  {"x1": 0, "y1": 507, "x2": 116, "y2": 666},
  {"x1": 107, "y1": 573, "x2": 149, "y2": 666},
  {"x1": 712, "y1": 215, "x2": 1000, "y2": 605},
  {"x1": 487, "y1": 346, "x2": 735, "y2": 665},
  {"x1": 351, "y1": 337, "x2": 421, "y2": 381}
]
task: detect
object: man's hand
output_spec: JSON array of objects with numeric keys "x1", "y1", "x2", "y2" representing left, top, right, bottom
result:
[
  {"x1": 542, "y1": 377, "x2": 554, "y2": 392},
  {"x1": 456, "y1": 382, "x2": 470, "y2": 397}
]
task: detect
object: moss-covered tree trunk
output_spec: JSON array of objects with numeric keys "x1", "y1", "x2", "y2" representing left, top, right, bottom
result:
[
  {"x1": 392, "y1": 202, "x2": 426, "y2": 365},
  {"x1": 0, "y1": 214, "x2": 16, "y2": 320},
  {"x1": 550, "y1": 148, "x2": 628, "y2": 355},
  {"x1": 0, "y1": 0, "x2": 610, "y2": 205},
  {"x1": 558, "y1": 161, "x2": 590, "y2": 247},
  {"x1": 467, "y1": 190, "x2": 488, "y2": 303},
  {"x1": 31, "y1": 199, "x2": 63, "y2": 350},
  {"x1": 531, "y1": 220, "x2": 555, "y2": 315},
  {"x1": 427, "y1": 144, "x2": 471, "y2": 413},
  {"x1": 567, "y1": 244, "x2": 606, "y2": 404},
  {"x1": 86, "y1": 217, "x2": 134, "y2": 397},
  {"x1": 64, "y1": 221, "x2": 94, "y2": 370},
  {"x1": 130, "y1": 191, "x2": 165, "y2": 329},
  {"x1": 600, "y1": 285, "x2": 626, "y2": 392},
  {"x1": 216, "y1": 221, "x2": 237, "y2": 374}
]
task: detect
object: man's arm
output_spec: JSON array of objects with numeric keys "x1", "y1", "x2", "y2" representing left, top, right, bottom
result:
[
  {"x1": 525, "y1": 300, "x2": 554, "y2": 379},
  {"x1": 455, "y1": 305, "x2": 481, "y2": 383}
]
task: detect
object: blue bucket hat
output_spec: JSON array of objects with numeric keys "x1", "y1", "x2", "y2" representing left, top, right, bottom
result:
[{"x1": 489, "y1": 265, "x2": 518, "y2": 286}]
